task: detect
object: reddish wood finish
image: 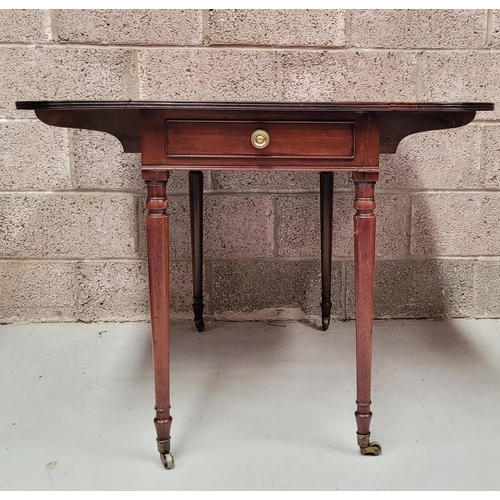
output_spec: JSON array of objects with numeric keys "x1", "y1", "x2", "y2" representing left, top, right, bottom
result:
[
  {"x1": 16, "y1": 100, "x2": 493, "y2": 466},
  {"x1": 141, "y1": 110, "x2": 169, "y2": 166},
  {"x1": 161, "y1": 113, "x2": 377, "y2": 169},
  {"x1": 353, "y1": 172, "x2": 379, "y2": 436},
  {"x1": 142, "y1": 169, "x2": 173, "y2": 444},
  {"x1": 166, "y1": 120, "x2": 354, "y2": 158},
  {"x1": 24, "y1": 101, "x2": 493, "y2": 156}
]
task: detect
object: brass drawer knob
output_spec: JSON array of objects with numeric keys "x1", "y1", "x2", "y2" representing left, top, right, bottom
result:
[{"x1": 251, "y1": 129, "x2": 270, "y2": 149}]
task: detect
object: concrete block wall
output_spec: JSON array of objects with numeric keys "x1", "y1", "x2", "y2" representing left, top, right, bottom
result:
[{"x1": 1, "y1": 9, "x2": 500, "y2": 324}]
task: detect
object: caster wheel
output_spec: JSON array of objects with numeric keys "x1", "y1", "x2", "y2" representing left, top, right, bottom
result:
[
  {"x1": 357, "y1": 432, "x2": 382, "y2": 456},
  {"x1": 194, "y1": 318, "x2": 205, "y2": 332},
  {"x1": 160, "y1": 452, "x2": 175, "y2": 469},
  {"x1": 360, "y1": 442, "x2": 382, "y2": 456},
  {"x1": 322, "y1": 317, "x2": 330, "y2": 331}
]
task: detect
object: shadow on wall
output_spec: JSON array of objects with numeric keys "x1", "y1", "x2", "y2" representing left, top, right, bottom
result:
[
  {"x1": 197, "y1": 123, "x2": 485, "y2": 323},
  {"x1": 166, "y1": 164, "x2": 474, "y2": 324},
  {"x1": 361, "y1": 127, "x2": 479, "y2": 322}
]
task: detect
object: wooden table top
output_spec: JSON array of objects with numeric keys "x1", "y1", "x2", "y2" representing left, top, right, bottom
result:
[
  {"x1": 16, "y1": 100, "x2": 494, "y2": 112},
  {"x1": 15, "y1": 101, "x2": 494, "y2": 155}
]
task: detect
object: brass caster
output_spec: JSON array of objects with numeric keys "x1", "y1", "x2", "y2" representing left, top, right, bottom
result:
[
  {"x1": 360, "y1": 442, "x2": 382, "y2": 456},
  {"x1": 160, "y1": 452, "x2": 175, "y2": 469},
  {"x1": 194, "y1": 318, "x2": 205, "y2": 332},
  {"x1": 157, "y1": 438, "x2": 174, "y2": 469},
  {"x1": 357, "y1": 432, "x2": 382, "y2": 456},
  {"x1": 321, "y1": 317, "x2": 330, "y2": 331}
]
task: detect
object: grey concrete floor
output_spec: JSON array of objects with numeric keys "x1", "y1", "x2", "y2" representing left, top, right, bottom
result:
[{"x1": 1, "y1": 318, "x2": 500, "y2": 491}]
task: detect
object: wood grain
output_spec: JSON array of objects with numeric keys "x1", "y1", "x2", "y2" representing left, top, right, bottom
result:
[{"x1": 19, "y1": 99, "x2": 494, "y2": 465}]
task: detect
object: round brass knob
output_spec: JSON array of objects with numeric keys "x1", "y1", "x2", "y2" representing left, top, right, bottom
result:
[{"x1": 251, "y1": 129, "x2": 270, "y2": 149}]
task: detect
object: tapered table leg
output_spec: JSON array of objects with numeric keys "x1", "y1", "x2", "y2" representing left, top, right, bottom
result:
[
  {"x1": 320, "y1": 172, "x2": 334, "y2": 331},
  {"x1": 353, "y1": 172, "x2": 381, "y2": 456},
  {"x1": 189, "y1": 171, "x2": 205, "y2": 332},
  {"x1": 143, "y1": 169, "x2": 174, "y2": 469}
]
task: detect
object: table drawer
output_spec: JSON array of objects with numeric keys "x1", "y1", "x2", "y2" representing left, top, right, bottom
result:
[{"x1": 165, "y1": 120, "x2": 355, "y2": 159}]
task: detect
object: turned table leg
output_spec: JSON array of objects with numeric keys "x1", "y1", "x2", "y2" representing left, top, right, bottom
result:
[
  {"x1": 189, "y1": 171, "x2": 205, "y2": 332},
  {"x1": 320, "y1": 172, "x2": 334, "y2": 331},
  {"x1": 143, "y1": 169, "x2": 174, "y2": 469},
  {"x1": 353, "y1": 172, "x2": 381, "y2": 456}
]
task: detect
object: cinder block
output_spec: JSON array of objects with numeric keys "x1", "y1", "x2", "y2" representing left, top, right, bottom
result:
[
  {"x1": 276, "y1": 193, "x2": 409, "y2": 258},
  {"x1": 204, "y1": 195, "x2": 275, "y2": 258},
  {"x1": 0, "y1": 193, "x2": 138, "y2": 259},
  {"x1": 276, "y1": 195, "x2": 320, "y2": 258},
  {"x1": 77, "y1": 261, "x2": 149, "y2": 322},
  {"x1": 303, "y1": 261, "x2": 343, "y2": 319},
  {"x1": 213, "y1": 171, "x2": 320, "y2": 191},
  {"x1": 281, "y1": 51, "x2": 417, "y2": 101},
  {"x1": 167, "y1": 171, "x2": 192, "y2": 193},
  {"x1": 0, "y1": 9, "x2": 52, "y2": 43},
  {"x1": 411, "y1": 193, "x2": 500, "y2": 256},
  {"x1": 0, "y1": 47, "x2": 135, "y2": 118},
  {"x1": 490, "y1": 10, "x2": 500, "y2": 48},
  {"x1": 350, "y1": 10, "x2": 486, "y2": 49},
  {"x1": 373, "y1": 194, "x2": 411, "y2": 257},
  {"x1": 77, "y1": 259, "x2": 195, "y2": 322},
  {"x1": 481, "y1": 125, "x2": 500, "y2": 189},
  {"x1": 334, "y1": 172, "x2": 351, "y2": 190},
  {"x1": 139, "y1": 193, "x2": 275, "y2": 260},
  {"x1": 169, "y1": 260, "x2": 201, "y2": 318},
  {"x1": 0, "y1": 120, "x2": 71, "y2": 190},
  {"x1": 213, "y1": 171, "x2": 351, "y2": 191},
  {"x1": 476, "y1": 261, "x2": 500, "y2": 317},
  {"x1": 56, "y1": 9, "x2": 203, "y2": 45},
  {"x1": 345, "y1": 259, "x2": 474, "y2": 319},
  {"x1": 72, "y1": 129, "x2": 142, "y2": 190},
  {"x1": 210, "y1": 259, "x2": 343, "y2": 319},
  {"x1": 139, "y1": 49, "x2": 279, "y2": 100},
  {"x1": 420, "y1": 52, "x2": 500, "y2": 120},
  {"x1": 166, "y1": 195, "x2": 190, "y2": 260},
  {"x1": 379, "y1": 125, "x2": 482, "y2": 190},
  {"x1": 0, "y1": 261, "x2": 77, "y2": 323},
  {"x1": 207, "y1": 9, "x2": 345, "y2": 47}
]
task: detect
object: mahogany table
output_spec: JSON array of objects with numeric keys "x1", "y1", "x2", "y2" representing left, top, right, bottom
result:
[{"x1": 16, "y1": 100, "x2": 493, "y2": 469}]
